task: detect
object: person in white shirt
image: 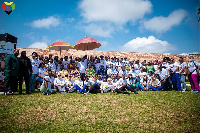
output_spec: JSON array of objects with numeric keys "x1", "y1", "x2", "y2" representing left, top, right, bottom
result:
[
  {"x1": 115, "y1": 74, "x2": 138, "y2": 94},
  {"x1": 68, "y1": 76, "x2": 86, "y2": 93},
  {"x1": 118, "y1": 66, "x2": 127, "y2": 78},
  {"x1": 139, "y1": 75, "x2": 149, "y2": 91},
  {"x1": 157, "y1": 64, "x2": 170, "y2": 91},
  {"x1": 149, "y1": 75, "x2": 162, "y2": 91},
  {"x1": 107, "y1": 64, "x2": 114, "y2": 77},
  {"x1": 48, "y1": 59, "x2": 56, "y2": 72},
  {"x1": 54, "y1": 72, "x2": 66, "y2": 93},
  {"x1": 29, "y1": 52, "x2": 39, "y2": 92},
  {"x1": 178, "y1": 57, "x2": 187, "y2": 92},
  {"x1": 169, "y1": 59, "x2": 181, "y2": 91},
  {"x1": 65, "y1": 75, "x2": 74, "y2": 91},
  {"x1": 36, "y1": 62, "x2": 47, "y2": 83},
  {"x1": 134, "y1": 60, "x2": 141, "y2": 77},
  {"x1": 187, "y1": 56, "x2": 199, "y2": 93},
  {"x1": 100, "y1": 78, "x2": 114, "y2": 93},
  {"x1": 62, "y1": 56, "x2": 70, "y2": 71},
  {"x1": 77, "y1": 57, "x2": 87, "y2": 82},
  {"x1": 40, "y1": 70, "x2": 57, "y2": 95}
]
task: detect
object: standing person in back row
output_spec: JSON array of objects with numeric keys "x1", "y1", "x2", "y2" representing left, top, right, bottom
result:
[
  {"x1": 29, "y1": 52, "x2": 39, "y2": 92},
  {"x1": 188, "y1": 56, "x2": 199, "y2": 93},
  {"x1": 4, "y1": 49, "x2": 19, "y2": 96},
  {"x1": 178, "y1": 57, "x2": 187, "y2": 92},
  {"x1": 18, "y1": 51, "x2": 32, "y2": 94}
]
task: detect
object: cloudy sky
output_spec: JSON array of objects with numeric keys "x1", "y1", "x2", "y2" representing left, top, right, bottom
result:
[{"x1": 0, "y1": 0, "x2": 199, "y2": 54}]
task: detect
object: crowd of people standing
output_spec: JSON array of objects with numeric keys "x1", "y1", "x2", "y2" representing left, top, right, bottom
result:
[{"x1": 3, "y1": 49, "x2": 200, "y2": 96}]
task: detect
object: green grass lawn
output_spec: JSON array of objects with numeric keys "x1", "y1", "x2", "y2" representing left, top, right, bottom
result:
[{"x1": 0, "y1": 86, "x2": 200, "y2": 132}]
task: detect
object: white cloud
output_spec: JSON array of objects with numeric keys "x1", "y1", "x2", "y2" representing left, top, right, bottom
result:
[
  {"x1": 30, "y1": 16, "x2": 60, "y2": 29},
  {"x1": 66, "y1": 18, "x2": 75, "y2": 22},
  {"x1": 83, "y1": 23, "x2": 114, "y2": 37},
  {"x1": 142, "y1": 9, "x2": 187, "y2": 33},
  {"x1": 28, "y1": 42, "x2": 48, "y2": 49},
  {"x1": 79, "y1": 0, "x2": 152, "y2": 37},
  {"x1": 99, "y1": 41, "x2": 108, "y2": 46},
  {"x1": 79, "y1": 0, "x2": 152, "y2": 24},
  {"x1": 121, "y1": 36, "x2": 176, "y2": 53}
]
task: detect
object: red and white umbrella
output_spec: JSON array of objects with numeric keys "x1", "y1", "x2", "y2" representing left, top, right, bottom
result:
[
  {"x1": 46, "y1": 41, "x2": 73, "y2": 55},
  {"x1": 74, "y1": 36, "x2": 101, "y2": 51}
]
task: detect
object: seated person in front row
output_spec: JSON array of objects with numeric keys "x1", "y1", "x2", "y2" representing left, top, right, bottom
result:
[
  {"x1": 68, "y1": 75, "x2": 86, "y2": 93},
  {"x1": 100, "y1": 78, "x2": 114, "y2": 93},
  {"x1": 115, "y1": 74, "x2": 138, "y2": 94},
  {"x1": 139, "y1": 75, "x2": 149, "y2": 91},
  {"x1": 149, "y1": 75, "x2": 162, "y2": 91},
  {"x1": 54, "y1": 72, "x2": 67, "y2": 93},
  {"x1": 40, "y1": 70, "x2": 57, "y2": 95},
  {"x1": 65, "y1": 75, "x2": 74, "y2": 91}
]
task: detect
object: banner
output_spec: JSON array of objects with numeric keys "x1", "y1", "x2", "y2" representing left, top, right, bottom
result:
[{"x1": 0, "y1": 41, "x2": 15, "y2": 54}]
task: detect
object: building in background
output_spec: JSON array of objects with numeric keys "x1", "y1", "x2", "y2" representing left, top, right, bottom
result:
[{"x1": 0, "y1": 33, "x2": 18, "y2": 93}]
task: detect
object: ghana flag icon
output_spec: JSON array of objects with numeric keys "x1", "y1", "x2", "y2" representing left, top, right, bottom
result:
[{"x1": 2, "y1": 2, "x2": 15, "y2": 15}]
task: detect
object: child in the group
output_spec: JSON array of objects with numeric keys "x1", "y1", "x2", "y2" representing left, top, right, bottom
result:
[
  {"x1": 65, "y1": 75, "x2": 74, "y2": 91},
  {"x1": 149, "y1": 75, "x2": 162, "y2": 91}
]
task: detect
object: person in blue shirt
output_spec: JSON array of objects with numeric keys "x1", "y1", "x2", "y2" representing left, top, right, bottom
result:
[{"x1": 98, "y1": 65, "x2": 107, "y2": 79}]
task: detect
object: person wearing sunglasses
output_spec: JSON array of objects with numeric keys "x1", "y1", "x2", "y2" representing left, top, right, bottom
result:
[{"x1": 54, "y1": 72, "x2": 67, "y2": 94}]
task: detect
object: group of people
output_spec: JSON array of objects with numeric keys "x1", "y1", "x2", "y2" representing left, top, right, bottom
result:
[{"x1": 3, "y1": 49, "x2": 200, "y2": 96}]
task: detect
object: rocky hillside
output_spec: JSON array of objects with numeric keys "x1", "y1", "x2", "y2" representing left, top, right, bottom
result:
[{"x1": 18, "y1": 48, "x2": 200, "y2": 62}]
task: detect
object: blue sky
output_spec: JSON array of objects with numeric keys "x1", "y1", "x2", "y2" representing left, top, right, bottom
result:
[{"x1": 0, "y1": 0, "x2": 199, "y2": 54}]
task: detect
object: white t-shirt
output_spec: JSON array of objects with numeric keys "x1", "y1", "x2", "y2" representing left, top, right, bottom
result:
[
  {"x1": 169, "y1": 62, "x2": 179, "y2": 72},
  {"x1": 150, "y1": 79, "x2": 160, "y2": 86},
  {"x1": 48, "y1": 62, "x2": 56, "y2": 72},
  {"x1": 118, "y1": 70, "x2": 127, "y2": 77},
  {"x1": 188, "y1": 61, "x2": 199, "y2": 74},
  {"x1": 140, "y1": 78, "x2": 148, "y2": 86},
  {"x1": 118, "y1": 78, "x2": 128, "y2": 86},
  {"x1": 101, "y1": 82, "x2": 114, "y2": 93},
  {"x1": 30, "y1": 58, "x2": 39, "y2": 74},
  {"x1": 62, "y1": 61, "x2": 70, "y2": 70},
  {"x1": 139, "y1": 72, "x2": 147, "y2": 78},
  {"x1": 65, "y1": 79, "x2": 74, "y2": 87},
  {"x1": 158, "y1": 68, "x2": 168, "y2": 81},
  {"x1": 44, "y1": 76, "x2": 55, "y2": 88},
  {"x1": 38, "y1": 68, "x2": 46, "y2": 77},
  {"x1": 77, "y1": 61, "x2": 87, "y2": 73},
  {"x1": 74, "y1": 80, "x2": 84, "y2": 87},
  {"x1": 178, "y1": 62, "x2": 187, "y2": 74},
  {"x1": 134, "y1": 64, "x2": 141, "y2": 76},
  {"x1": 54, "y1": 78, "x2": 65, "y2": 85}
]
